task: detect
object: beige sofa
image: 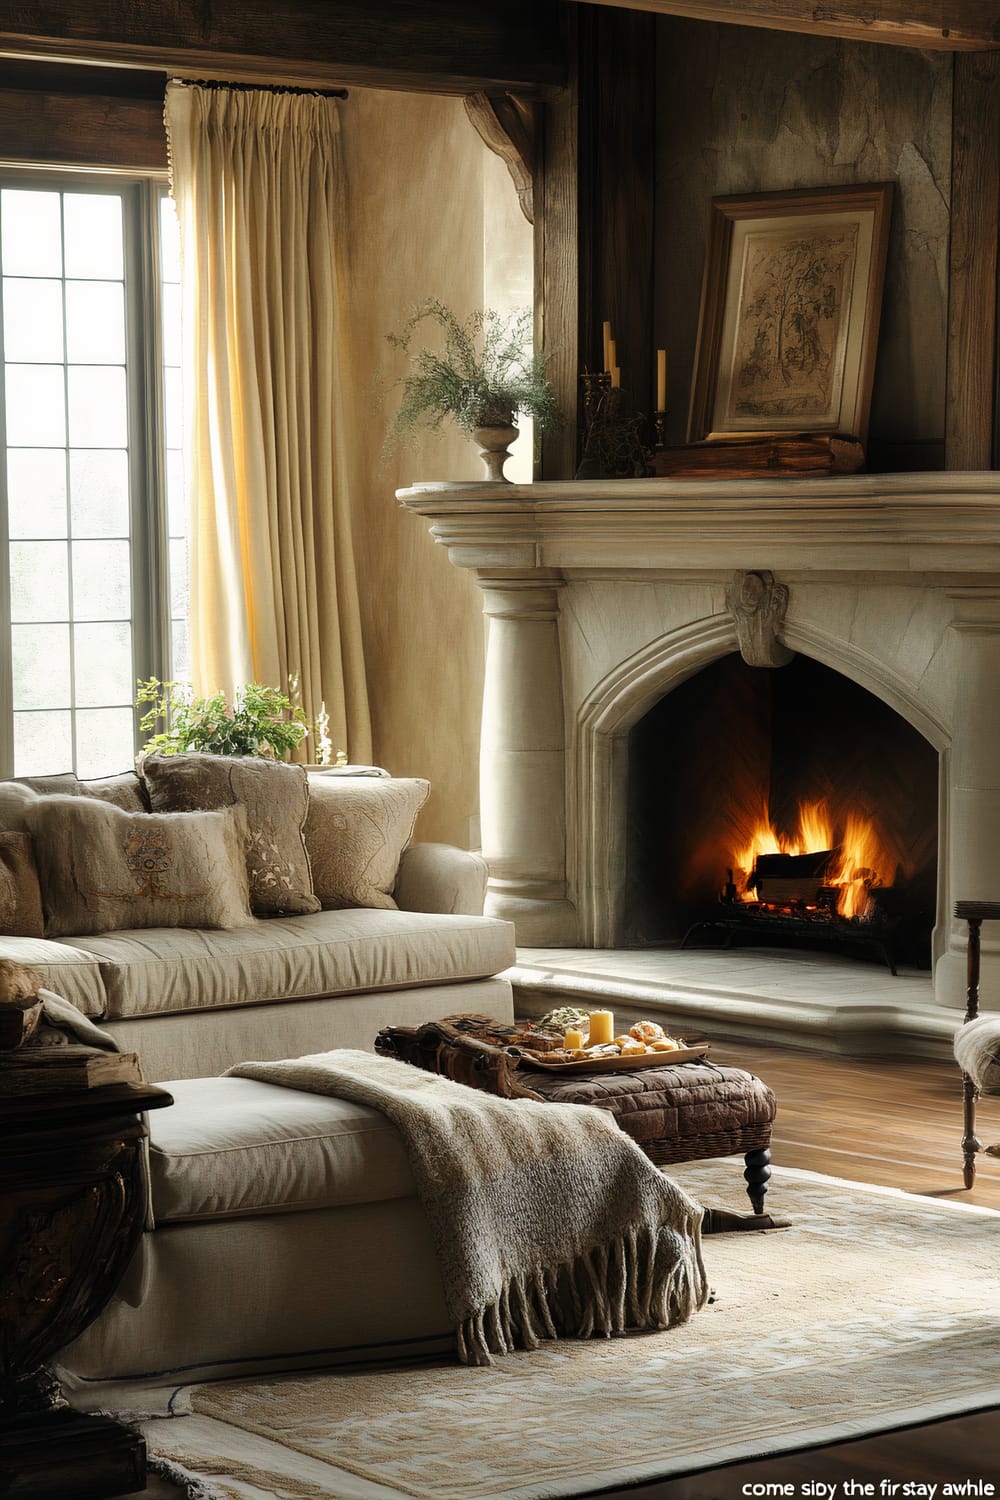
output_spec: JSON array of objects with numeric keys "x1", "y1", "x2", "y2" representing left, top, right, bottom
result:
[{"x1": 0, "y1": 764, "x2": 515, "y2": 1399}]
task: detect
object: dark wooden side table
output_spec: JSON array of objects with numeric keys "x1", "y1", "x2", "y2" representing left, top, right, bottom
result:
[{"x1": 0, "y1": 1080, "x2": 172, "y2": 1499}]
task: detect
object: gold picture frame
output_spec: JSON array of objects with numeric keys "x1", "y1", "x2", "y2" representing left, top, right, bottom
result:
[{"x1": 687, "y1": 183, "x2": 893, "y2": 445}]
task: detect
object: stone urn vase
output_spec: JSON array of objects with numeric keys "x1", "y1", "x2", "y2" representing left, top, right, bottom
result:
[{"x1": 472, "y1": 422, "x2": 519, "y2": 482}]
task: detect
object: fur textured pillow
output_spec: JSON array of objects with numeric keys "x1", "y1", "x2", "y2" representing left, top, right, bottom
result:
[
  {"x1": 0, "y1": 831, "x2": 45, "y2": 937},
  {"x1": 141, "y1": 753, "x2": 319, "y2": 917},
  {"x1": 25, "y1": 795, "x2": 254, "y2": 938},
  {"x1": 304, "y1": 775, "x2": 430, "y2": 909}
]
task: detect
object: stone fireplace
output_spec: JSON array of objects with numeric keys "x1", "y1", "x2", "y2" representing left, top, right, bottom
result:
[{"x1": 400, "y1": 473, "x2": 1000, "y2": 1043}]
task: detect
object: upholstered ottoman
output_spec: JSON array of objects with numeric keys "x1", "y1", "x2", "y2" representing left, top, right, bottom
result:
[{"x1": 375, "y1": 1020, "x2": 778, "y2": 1215}]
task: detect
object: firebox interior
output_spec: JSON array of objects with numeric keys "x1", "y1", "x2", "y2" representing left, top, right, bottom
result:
[{"x1": 626, "y1": 652, "x2": 938, "y2": 967}]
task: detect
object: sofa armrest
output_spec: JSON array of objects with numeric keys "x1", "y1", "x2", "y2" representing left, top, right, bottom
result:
[{"x1": 394, "y1": 843, "x2": 488, "y2": 916}]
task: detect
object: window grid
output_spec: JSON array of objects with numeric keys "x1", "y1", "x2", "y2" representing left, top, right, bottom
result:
[{"x1": 0, "y1": 176, "x2": 181, "y2": 780}]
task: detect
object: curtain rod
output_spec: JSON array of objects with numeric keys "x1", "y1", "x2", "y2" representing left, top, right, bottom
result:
[{"x1": 174, "y1": 78, "x2": 348, "y2": 99}]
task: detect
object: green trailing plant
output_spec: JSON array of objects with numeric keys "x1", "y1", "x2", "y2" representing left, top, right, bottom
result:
[
  {"x1": 136, "y1": 678, "x2": 311, "y2": 760},
  {"x1": 383, "y1": 301, "x2": 561, "y2": 445}
]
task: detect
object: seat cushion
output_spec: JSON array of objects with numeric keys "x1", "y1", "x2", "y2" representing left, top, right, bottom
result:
[
  {"x1": 149, "y1": 1075, "x2": 416, "y2": 1223},
  {"x1": 63, "y1": 908, "x2": 516, "y2": 1020},
  {"x1": 0, "y1": 934, "x2": 108, "y2": 1016}
]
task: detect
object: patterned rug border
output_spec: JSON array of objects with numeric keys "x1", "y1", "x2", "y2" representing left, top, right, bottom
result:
[{"x1": 143, "y1": 1163, "x2": 1000, "y2": 1500}]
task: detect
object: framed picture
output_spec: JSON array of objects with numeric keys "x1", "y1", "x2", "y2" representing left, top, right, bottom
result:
[{"x1": 687, "y1": 183, "x2": 893, "y2": 445}]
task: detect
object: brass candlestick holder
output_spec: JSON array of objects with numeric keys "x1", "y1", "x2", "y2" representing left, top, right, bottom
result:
[
  {"x1": 654, "y1": 409, "x2": 667, "y2": 450},
  {"x1": 577, "y1": 371, "x2": 653, "y2": 479}
]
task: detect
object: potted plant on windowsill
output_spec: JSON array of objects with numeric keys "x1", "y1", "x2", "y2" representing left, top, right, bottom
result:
[
  {"x1": 384, "y1": 301, "x2": 560, "y2": 481},
  {"x1": 135, "y1": 678, "x2": 347, "y2": 765}
]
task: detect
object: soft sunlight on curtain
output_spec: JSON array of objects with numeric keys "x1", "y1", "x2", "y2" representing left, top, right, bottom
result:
[{"x1": 163, "y1": 81, "x2": 371, "y2": 764}]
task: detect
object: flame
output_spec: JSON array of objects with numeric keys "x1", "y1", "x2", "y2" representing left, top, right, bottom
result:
[{"x1": 729, "y1": 797, "x2": 891, "y2": 919}]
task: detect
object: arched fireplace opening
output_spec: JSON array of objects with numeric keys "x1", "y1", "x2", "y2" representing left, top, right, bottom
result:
[{"x1": 625, "y1": 652, "x2": 938, "y2": 970}]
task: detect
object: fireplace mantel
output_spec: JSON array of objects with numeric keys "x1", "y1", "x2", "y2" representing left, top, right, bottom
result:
[
  {"x1": 398, "y1": 473, "x2": 1000, "y2": 574},
  {"x1": 399, "y1": 474, "x2": 1000, "y2": 1046}
]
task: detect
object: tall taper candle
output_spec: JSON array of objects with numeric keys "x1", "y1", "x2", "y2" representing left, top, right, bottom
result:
[
  {"x1": 602, "y1": 321, "x2": 612, "y2": 374},
  {"x1": 657, "y1": 348, "x2": 667, "y2": 411}
]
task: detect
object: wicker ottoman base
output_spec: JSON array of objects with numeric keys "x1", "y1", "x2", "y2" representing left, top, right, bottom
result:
[
  {"x1": 375, "y1": 1019, "x2": 778, "y2": 1215},
  {"x1": 523, "y1": 1061, "x2": 776, "y2": 1213}
]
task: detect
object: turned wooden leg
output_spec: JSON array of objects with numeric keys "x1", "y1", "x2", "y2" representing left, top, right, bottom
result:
[
  {"x1": 744, "y1": 1146, "x2": 771, "y2": 1214},
  {"x1": 962, "y1": 1072, "x2": 983, "y2": 1190}
]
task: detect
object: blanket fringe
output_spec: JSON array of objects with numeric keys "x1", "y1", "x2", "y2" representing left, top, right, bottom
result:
[{"x1": 458, "y1": 1220, "x2": 707, "y2": 1366}]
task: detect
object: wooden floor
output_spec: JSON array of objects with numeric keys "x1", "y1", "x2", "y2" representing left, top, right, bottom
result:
[
  {"x1": 130, "y1": 1038, "x2": 1000, "y2": 1499},
  {"x1": 592, "y1": 1036, "x2": 1000, "y2": 1499}
]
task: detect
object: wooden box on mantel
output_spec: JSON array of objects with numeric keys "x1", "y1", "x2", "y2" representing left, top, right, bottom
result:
[{"x1": 654, "y1": 432, "x2": 865, "y2": 479}]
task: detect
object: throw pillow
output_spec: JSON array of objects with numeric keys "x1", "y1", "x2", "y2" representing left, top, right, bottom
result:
[
  {"x1": 0, "y1": 781, "x2": 38, "y2": 833},
  {"x1": 141, "y1": 753, "x2": 319, "y2": 918},
  {"x1": 25, "y1": 795, "x2": 254, "y2": 938},
  {"x1": 79, "y1": 771, "x2": 150, "y2": 812},
  {"x1": 304, "y1": 776, "x2": 430, "y2": 909},
  {"x1": 0, "y1": 832, "x2": 45, "y2": 937}
]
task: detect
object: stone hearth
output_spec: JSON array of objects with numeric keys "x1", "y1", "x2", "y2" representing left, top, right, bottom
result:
[{"x1": 399, "y1": 474, "x2": 1000, "y2": 1051}]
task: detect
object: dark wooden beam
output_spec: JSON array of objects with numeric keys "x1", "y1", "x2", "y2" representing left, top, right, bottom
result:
[
  {"x1": 577, "y1": 5, "x2": 657, "y2": 424},
  {"x1": 569, "y1": 0, "x2": 1000, "y2": 52},
  {"x1": 535, "y1": 19, "x2": 579, "y2": 480},
  {"x1": 946, "y1": 51, "x2": 1000, "y2": 470},
  {"x1": 0, "y1": 1, "x2": 567, "y2": 96},
  {"x1": 0, "y1": 87, "x2": 166, "y2": 170},
  {"x1": 465, "y1": 93, "x2": 536, "y2": 223}
]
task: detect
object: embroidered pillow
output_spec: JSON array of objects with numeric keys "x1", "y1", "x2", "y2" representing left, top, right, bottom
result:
[
  {"x1": 0, "y1": 831, "x2": 45, "y2": 937},
  {"x1": 304, "y1": 776, "x2": 430, "y2": 910},
  {"x1": 25, "y1": 795, "x2": 254, "y2": 938},
  {"x1": 141, "y1": 753, "x2": 319, "y2": 918}
]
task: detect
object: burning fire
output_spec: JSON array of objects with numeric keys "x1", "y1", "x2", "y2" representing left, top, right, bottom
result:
[{"x1": 731, "y1": 798, "x2": 891, "y2": 920}]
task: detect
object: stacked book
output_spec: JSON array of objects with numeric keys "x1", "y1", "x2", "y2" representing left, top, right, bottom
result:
[
  {"x1": 654, "y1": 432, "x2": 865, "y2": 479},
  {"x1": 0, "y1": 1044, "x2": 143, "y2": 1096}
]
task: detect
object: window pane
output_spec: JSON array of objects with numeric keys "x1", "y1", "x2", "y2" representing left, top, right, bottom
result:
[
  {"x1": 66, "y1": 280, "x2": 125, "y2": 364},
  {"x1": 160, "y1": 194, "x2": 181, "y2": 282},
  {"x1": 74, "y1": 621, "x2": 133, "y2": 707},
  {"x1": 67, "y1": 365, "x2": 127, "y2": 447},
  {"x1": 7, "y1": 450, "x2": 67, "y2": 538},
  {"x1": 12, "y1": 623, "x2": 71, "y2": 709},
  {"x1": 3, "y1": 279, "x2": 64, "y2": 362},
  {"x1": 163, "y1": 365, "x2": 183, "y2": 450},
  {"x1": 72, "y1": 539, "x2": 130, "y2": 620},
  {"x1": 1, "y1": 190, "x2": 62, "y2": 277},
  {"x1": 5, "y1": 365, "x2": 66, "y2": 445},
  {"x1": 63, "y1": 194, "x2": 123, "y2": 280},
  {"x1": 9, "y1": 540, "x2": 68, "y2": 621},
  {"x1": 170, "y1": 616, "x2": 190, "y2": 683},
  {"x1": 161, "y1": 281, "x2": 181, "y2": 366},
  {"x1": 75, "y1": 707, "x2": 134, "y2": 779},
  {"x1": 69, "y1": 450, "x2": 129, "y2": 537},
  {"x1": 165, "y1": 447, "x2": 186, "y2": 537},
  {"x1": 13, "y1": 710, "x2": 73, "y2": 777},
  {"x1": 169, "y1": 537, "x2": 188, "y2": 618}
]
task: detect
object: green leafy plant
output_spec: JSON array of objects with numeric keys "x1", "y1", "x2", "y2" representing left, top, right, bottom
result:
[
  {"x1": 136, "y1": 679, "x2": 310, "y2": 760},
  {"x1": 383, "y1": 301, "x2": 561, "y2": 445}
]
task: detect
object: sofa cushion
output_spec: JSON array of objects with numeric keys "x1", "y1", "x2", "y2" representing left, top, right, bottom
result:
[
  {"x1": 0, "y1": 935, "x2": 108, "y2": 1016},
  {"x1": 0, "y1": 832, "x2": 44, "y2": 937},
  {"x1": 65, "y1": 908, "x2": 516, "y2": 1020},
  {"x1": 142, "y1": 753, "x2": 319, "y2": 918},
  {"x1": 148, "y1": 1075, "x2": 416, "y2": 1223},
  {"x1": 305, "y1": 776, "x2": 429, "y2": 910},
  {"x1": 26, "y1": 796, "x2": 255, "y2": 938},
  {"x1": 79, "y1": 771, "x2": 149, "y2": 812}
]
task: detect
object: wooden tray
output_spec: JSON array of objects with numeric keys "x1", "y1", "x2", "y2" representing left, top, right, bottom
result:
[{"x1": 513, "y1": 1043, "x2": 711, "y2": 1074}]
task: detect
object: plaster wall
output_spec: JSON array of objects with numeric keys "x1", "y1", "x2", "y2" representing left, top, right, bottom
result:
[{"x1": 655, "y1": 18, "x2": 953, "y2": 465}]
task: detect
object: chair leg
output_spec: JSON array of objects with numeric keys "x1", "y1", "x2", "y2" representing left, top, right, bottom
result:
[
  {"x1": 962, "y1": 1072, "x2": 983, "y2": 1189},
  {"x1": 743, "y1": 1146, "x2": 771, "y2": 1213}
]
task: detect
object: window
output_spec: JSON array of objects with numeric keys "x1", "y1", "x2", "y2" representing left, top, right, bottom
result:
[{"x1": 0, "y1": 174, "x2": 187, "y2": 780}]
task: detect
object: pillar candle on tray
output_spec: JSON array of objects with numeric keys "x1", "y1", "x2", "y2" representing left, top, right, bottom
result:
[
  {"x1": 587, "y1": 1010, "x2": 614, "y2": 1045},
  {"x1": 564, "y1": 1029, "x2": 584, "y2": 1050}
]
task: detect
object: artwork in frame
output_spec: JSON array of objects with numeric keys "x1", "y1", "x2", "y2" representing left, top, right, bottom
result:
[{"x1": 687, "y1": 183, "x2": 893, "y2": 447}]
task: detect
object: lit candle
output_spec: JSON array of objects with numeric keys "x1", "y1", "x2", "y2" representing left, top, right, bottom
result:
[
  {"x1": 564, "y1": 1029, "x2": 584, "y2": 1050},
  {"x1": 602, "y1": 320, "x2": 612, "y2": 374},
  {"x1": 656, "y1": 348, "x2": 667, "y2": 411},
  {"x1": 587, "y1": 1010, "x2": 614, "y2": 1045}
]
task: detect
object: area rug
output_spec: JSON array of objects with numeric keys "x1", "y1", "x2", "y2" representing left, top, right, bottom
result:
[{"x1": 141, "y1": 1160, "x2": 1000, "y2": 1500}]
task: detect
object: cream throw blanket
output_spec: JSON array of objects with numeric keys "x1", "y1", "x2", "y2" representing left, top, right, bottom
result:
[{"x1": 226, "y1": 1049, "x2": 708, "y2": 1366}]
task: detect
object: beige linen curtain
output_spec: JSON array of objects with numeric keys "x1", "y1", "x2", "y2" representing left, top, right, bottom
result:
[{"x1": 164, "y1": 81, "x2": 371, "y2": 763}]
